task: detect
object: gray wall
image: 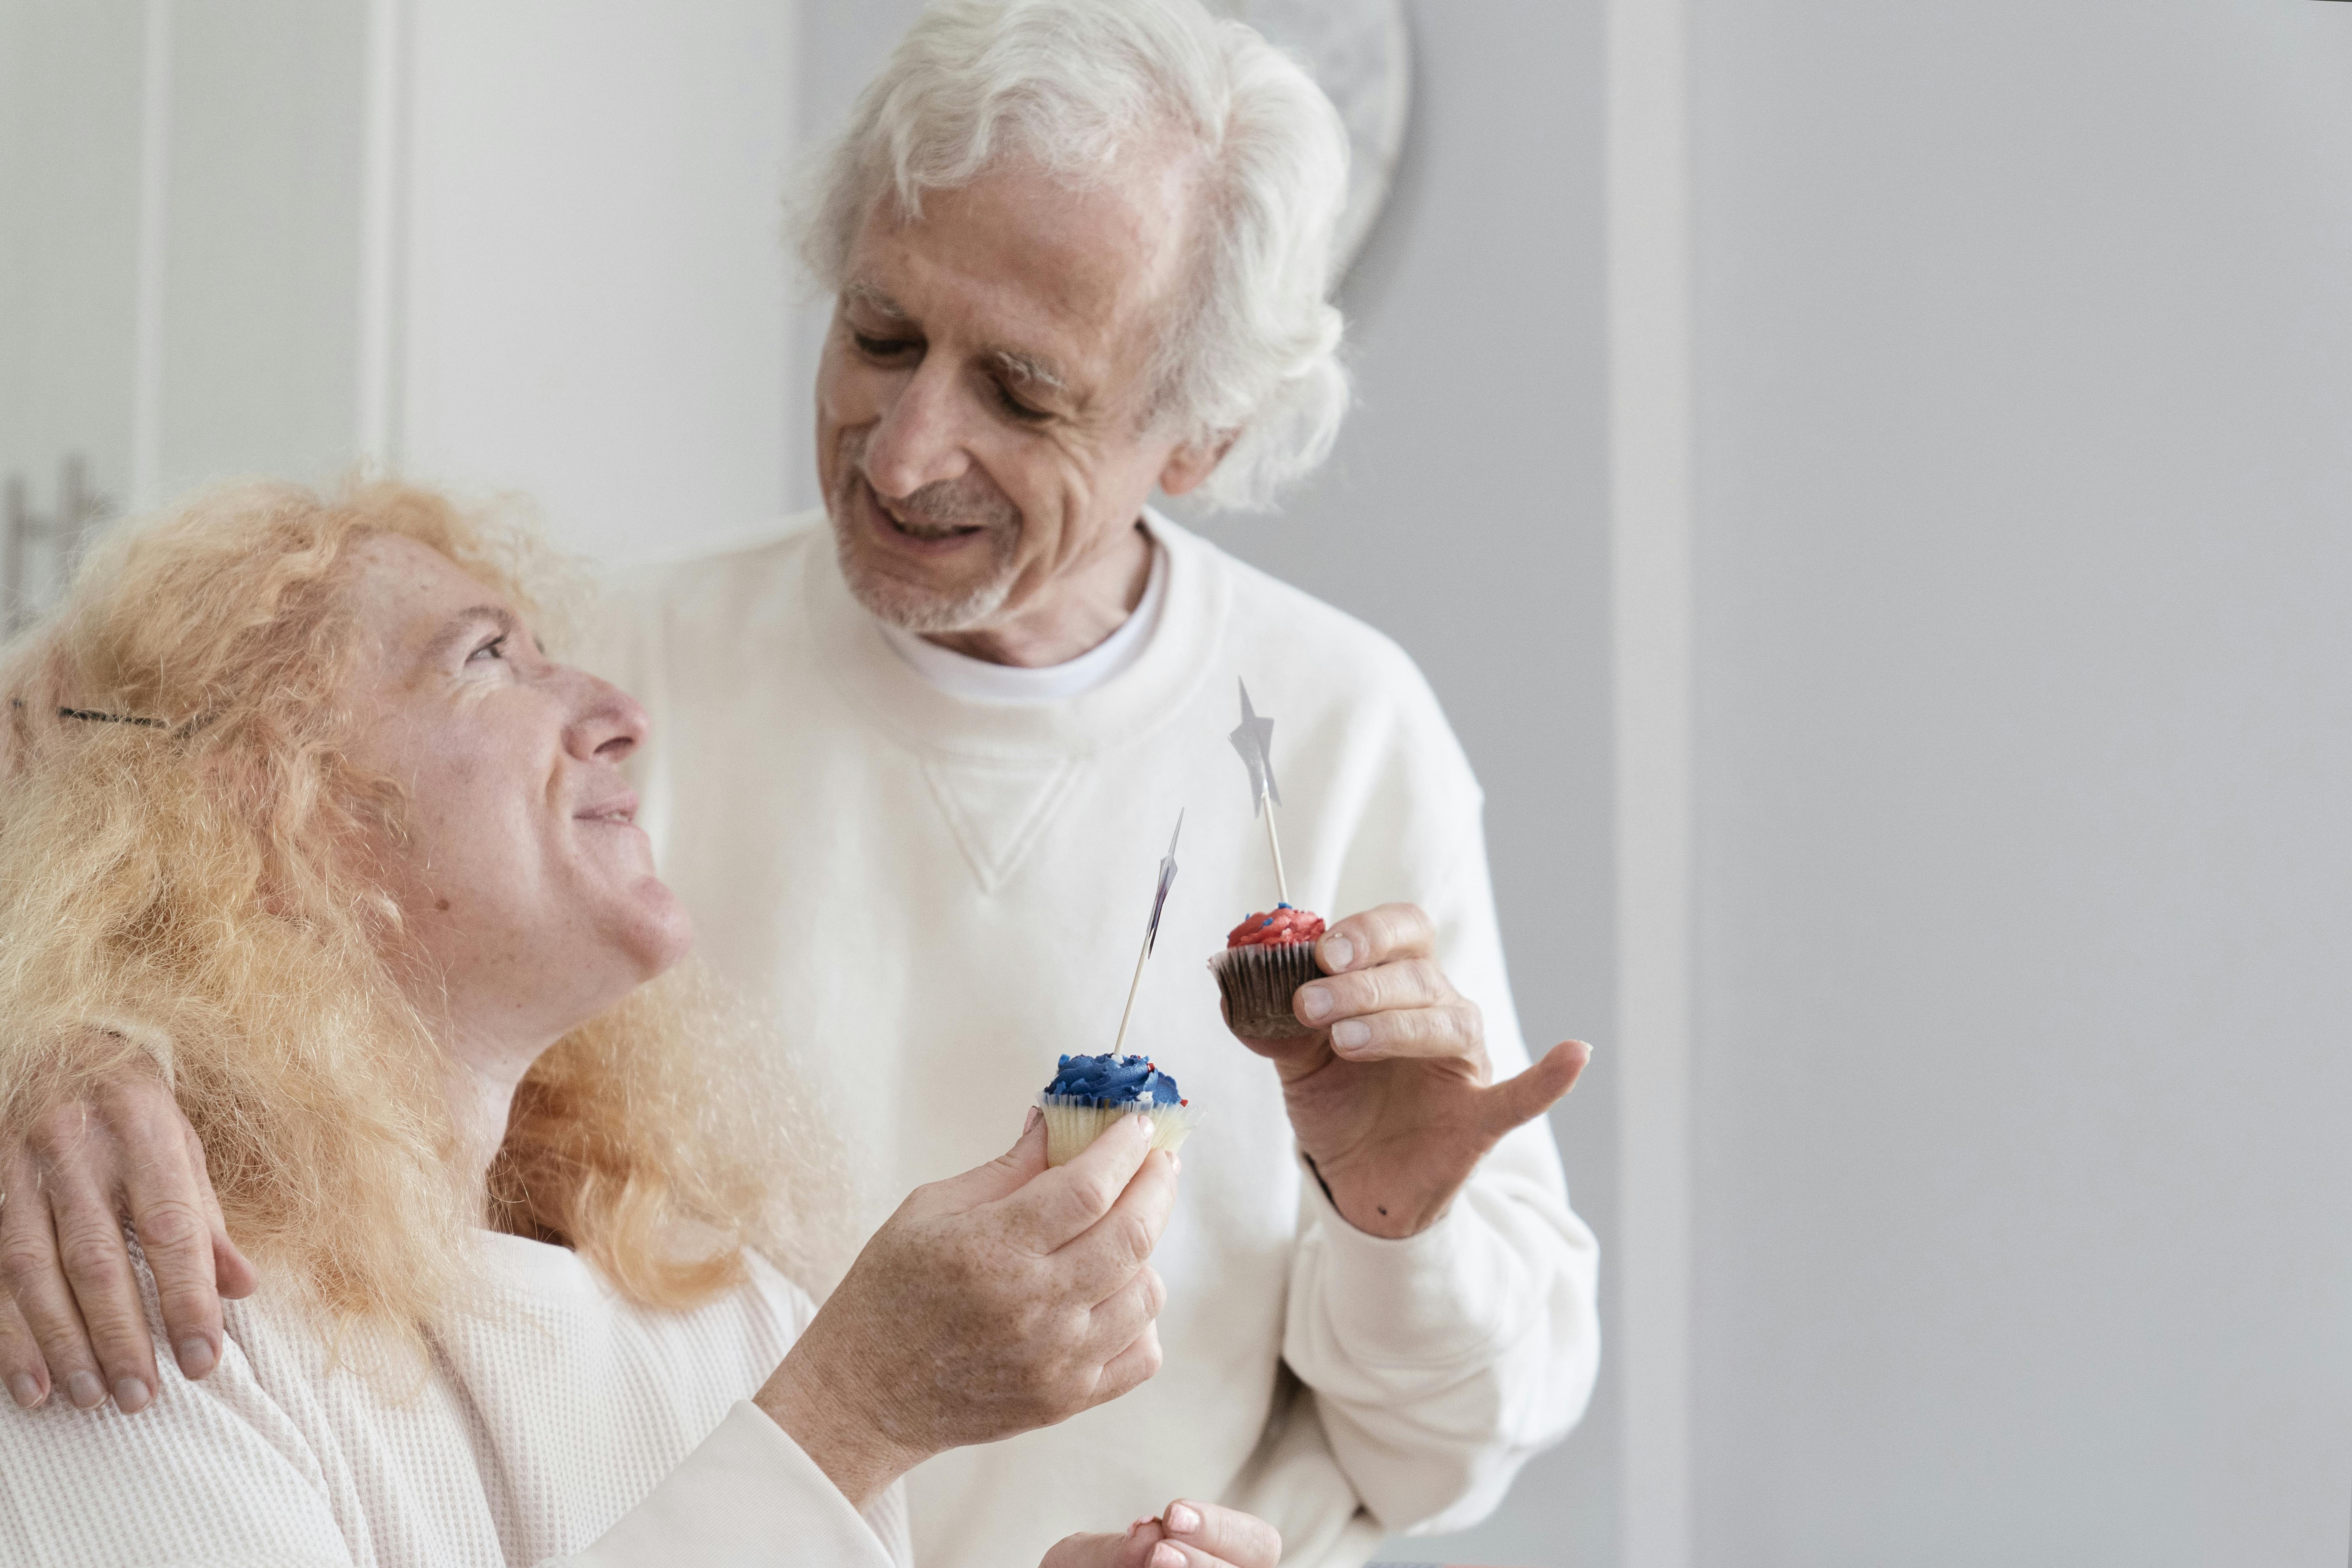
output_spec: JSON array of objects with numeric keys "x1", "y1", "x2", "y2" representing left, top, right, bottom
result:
[
  {"x1": 1688, "y1": 3, "x2": 2352, "y2": 1563},
  {"x1": 791, "y1": 5, "x2": 1620, "y2": 1562}
]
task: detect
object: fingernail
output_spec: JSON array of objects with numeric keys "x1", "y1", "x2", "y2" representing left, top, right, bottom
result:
[
  {"x1": 1152, "y1": 1545, "x2": 1184, "y2": 1568},
  {"x1": 1298, "y1": 984, "x2": 1332, "y2": 1021},
  {"x1": 1023, "y1": 1105, "x2": 1042, "y2": 1134},
  {"x1": 7, "y1": 1374, "x2": 41, "y2": 1409},
  {"x1": 1167, "y1": 1502, "x2": 1202, "y2": 1534},
  {"x1": 1331, "y1": 1019, "x2": 1370, "y2": 1052},
  {"x1": 112, "y1": 1376, "x2": 152, "y2": 1413},
  {"x1": 66, "y1": 1371, "x2": 105, "y2": 1409},
  {"x1": 1129, "y1": 1518, "x2": 1152, "y2": 1535},
  {"x1": 1322, "y1": 933, "x2": 1355, "y2": 970},
  {"x1": 176, "y1": 1337, "x2": 217, "y2": 1378}
]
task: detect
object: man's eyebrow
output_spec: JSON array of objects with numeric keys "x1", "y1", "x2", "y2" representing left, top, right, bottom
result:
[
  {"x1": 986, "y1": 346, "x2": 1071, "y2": 397},
  {"x1": 842, "y1": 280, "x2": 910, "y2": 320},
  {"x1": 422, "y1": 605, "x2": 520, "y2": 663}
]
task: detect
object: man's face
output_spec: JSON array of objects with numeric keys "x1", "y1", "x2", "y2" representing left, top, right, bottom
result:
[{"x1": 814, "y1": 150, "x2": 1218, "y2": 635}]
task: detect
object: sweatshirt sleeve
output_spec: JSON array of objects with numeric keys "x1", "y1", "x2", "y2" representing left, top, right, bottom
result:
[
  {"x1": 562, "y1": 1403, "x2": 908, "y2": 1568},
  {"x1": 1284, "y1": 759, "x2": 1603, "y2": 1536}
]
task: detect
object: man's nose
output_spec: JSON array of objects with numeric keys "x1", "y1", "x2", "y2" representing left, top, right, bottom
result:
[
  {"x1": 862, "y1": 358, "x2": 975, "y2": 499},
  {"x1": 566, "y1": 671, "x2": 650, "y2": 764}
]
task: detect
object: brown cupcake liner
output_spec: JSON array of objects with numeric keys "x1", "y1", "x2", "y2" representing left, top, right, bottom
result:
[{"x1": 1209, "y1": 940, "x2": 1325, "y2": 1039}]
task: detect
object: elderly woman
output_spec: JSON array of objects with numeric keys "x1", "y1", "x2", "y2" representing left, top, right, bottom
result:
[{"x1": 0, "y1": 481, "x2": 1278, "y2": 1568}]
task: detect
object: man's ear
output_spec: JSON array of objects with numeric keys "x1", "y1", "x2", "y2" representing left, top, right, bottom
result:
[{"x1": 1157, "y1": 432, "x2": 1239, "y2": 498}]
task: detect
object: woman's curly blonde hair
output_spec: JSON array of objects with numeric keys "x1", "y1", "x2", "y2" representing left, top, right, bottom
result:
[{"x1": 0, "y1": 479, "x2": 847, "y2": 1350}]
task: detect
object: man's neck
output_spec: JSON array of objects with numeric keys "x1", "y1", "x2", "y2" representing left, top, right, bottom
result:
[{"x1": 920, "y1": 520, "x2": 1154, "y2": 668}]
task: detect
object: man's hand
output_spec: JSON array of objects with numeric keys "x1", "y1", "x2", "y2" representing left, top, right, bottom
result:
[
  {"x1": 1225, "y1": 902, "x2": 1590, "y2": 1239},
  {"x1": 757, "y1": 1109, "x2": 1177, "y2": 1506},
  {"x1": 0, "y1": 1056, "x2": 258, "y2": 1412},
  {"x1": 1042, "y1": 1500, "x2": 1281, "y2": 1568}
]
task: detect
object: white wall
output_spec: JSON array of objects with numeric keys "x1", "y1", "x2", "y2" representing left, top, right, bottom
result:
[
  {"x1": 1685, "y1": 3, "x2": 2352, "y2": 1563},
  {"x1": 397, "y1": 1, "x2": 797, "y2": 562}
]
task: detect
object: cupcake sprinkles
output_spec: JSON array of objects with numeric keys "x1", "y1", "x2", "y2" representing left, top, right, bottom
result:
[{"x1": 1037, "y1": 1052, "x2": 1203, "y2": 1167}]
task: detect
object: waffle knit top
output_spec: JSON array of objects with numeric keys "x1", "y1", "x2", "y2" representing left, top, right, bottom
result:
[
  {"x1": 596, "y1": 511, "x2": 1602, "y2": 1568},
  {"x1": 0, "y1": 1234, "x2": 910, "y2": 1565}
]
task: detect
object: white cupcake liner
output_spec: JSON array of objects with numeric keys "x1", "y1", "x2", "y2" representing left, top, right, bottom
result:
[{"x1": 1038, "y1": 1094, "x2": 1205, "y2": 1168}]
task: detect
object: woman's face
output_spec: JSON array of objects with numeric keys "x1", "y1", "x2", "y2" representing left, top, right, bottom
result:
[{"x1": 340, "y1": 534, "x2": 691, "y2": 1049}]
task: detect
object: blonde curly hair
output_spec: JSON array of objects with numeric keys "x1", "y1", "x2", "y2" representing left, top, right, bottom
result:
[{"x1": 0, "y1": 479, "x2": 846, "y2": 1350}]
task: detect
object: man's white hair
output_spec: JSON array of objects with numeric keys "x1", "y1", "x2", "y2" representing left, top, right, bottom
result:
[{"x1": 802, "y1": 0, "x2": 1353, "y2": 511}]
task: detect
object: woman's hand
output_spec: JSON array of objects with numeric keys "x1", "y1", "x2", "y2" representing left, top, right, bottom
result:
[
  {"x1": 757, "y1": 1109, "x2": 1177, "y2": 1506},
  {"x1": 1042, "y1": 1501, "x2": 1282, "y2": 1568}
]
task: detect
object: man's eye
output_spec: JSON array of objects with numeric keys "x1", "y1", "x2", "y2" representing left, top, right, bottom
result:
[
  {"x1": 993, "y1": 381, "x2": 1051, "y2": 424},
  {"x1": 852, "y1": 332, "x2": 918, "y2": 360},
  {"x1": 468, "y1": 635, "x2": 508, "y2": 663}
]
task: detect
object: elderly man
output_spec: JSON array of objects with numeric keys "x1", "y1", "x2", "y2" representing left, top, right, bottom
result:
[{"x1": 0, "y1": 3, "x2": 1599, "y2": 1565}]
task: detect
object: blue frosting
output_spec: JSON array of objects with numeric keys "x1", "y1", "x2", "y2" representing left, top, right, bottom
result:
[{"x1": 1046, "y1": 1052, "x2": 1184, "y2": 1108}]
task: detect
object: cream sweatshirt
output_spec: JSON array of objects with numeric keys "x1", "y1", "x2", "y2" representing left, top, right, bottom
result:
[
  {"x1": 0, "y1": 1236, "x2": 912, "y2": 1566},
  {"x1": 594, "y1": 512, "x2": 1602, "y2": 1568}
]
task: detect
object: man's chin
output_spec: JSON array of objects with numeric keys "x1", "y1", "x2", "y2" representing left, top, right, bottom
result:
[{"x1": 830, "y1": 515, "x2": 1014, "y2": 634}]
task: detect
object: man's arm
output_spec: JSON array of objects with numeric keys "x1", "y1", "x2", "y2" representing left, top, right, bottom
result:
[
  {"x1": 0, "y1": 1044, "x2": 256, "y2": 1412},
  {"x1": 1225, "y1": 843, "x2": 1601, "y2": 1532}
]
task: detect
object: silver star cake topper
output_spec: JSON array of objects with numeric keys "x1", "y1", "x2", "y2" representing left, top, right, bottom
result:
[
  {"x1": 1114, "y1": 808, "x2": 1187, "y2": 1054},
  {"x1": 1228, "y1": 679, "x2": 1291, "y2": 905},
  {"x1": 1144, "y1": 810, "x2": 1183, "y2": 956},
  {"x1": 1229, "y1": 679, "x2": 1281, "y2": 814}
]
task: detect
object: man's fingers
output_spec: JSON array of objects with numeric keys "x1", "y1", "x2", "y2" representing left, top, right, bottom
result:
[
  {"x1": 1158, "y1": 1500, "x2": 1283, "y2": 1568},
  {"x1": 999, "y1": 1114, "x2": 1153, "y2": 1250},
  {"x1": 1293, "y1": 958, "x2": 1451, "y2": 1034},
  {"x1": 1056, "y1": 1147, "x2": 1178, "y2": 1300},
  {"x1": 1314, "y1": 902, "x2": 1434, "y2": 975},
  {"x1": 0, "y1": 1276, "x2": 48, "y2": 1408},
  {"x1": 1320, "y1": 1000, "x2": 1487, "y2": 1066},
  {"x1": 189, "y1": 1126, "x2": 257, "y2": 1301},
  {"x1": 124, "y1": 1133, "x2": 223, "y2": 1381},
  {"x1": 1483, "y1": 1041, "x2": 1592, "y2": 1135},
  {"x1": 49, "y1": 1168, "x2": 161, "y2": 1412},
  {"x1": 0, "y1": 1151, "x2": 105, "y2": 1410}
]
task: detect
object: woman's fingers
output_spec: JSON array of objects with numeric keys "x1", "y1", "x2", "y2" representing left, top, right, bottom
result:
[
  {"x1": 1055, "y1": 1145, "x2": 1178, "y2": 1302},
  {"x1": 1082, "y1": 1264, "x2": 1165, "y2": 1364},
  {"x1": 1001, "y1": 1114, "x2": 1154, "y2": 1253},
  {"x1": 45, "y1": 1145, "x2": 161, "y2": 1412},
  {"x1": 1089, "y1": 1319, "x2": 1163, "y2": 1407},
  {"x1": 1160, "y1": 1502, "x2": 1281, "y2": 1568}
]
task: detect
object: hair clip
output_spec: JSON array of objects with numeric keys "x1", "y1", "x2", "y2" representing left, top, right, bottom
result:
[{"x1": 57, "y1": 706, "x2": 167, "y2": 730}]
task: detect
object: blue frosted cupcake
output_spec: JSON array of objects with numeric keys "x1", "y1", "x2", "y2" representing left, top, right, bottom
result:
[{"x1": 1038, "y1": 1053, "x2": 1205, "y2": 1167}]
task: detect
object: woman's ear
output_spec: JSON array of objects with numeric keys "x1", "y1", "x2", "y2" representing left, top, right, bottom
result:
[{"x1": 1156, "y1": 433, "x2": 1238, "y2": 498}]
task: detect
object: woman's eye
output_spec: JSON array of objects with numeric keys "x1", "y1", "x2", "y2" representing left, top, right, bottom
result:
[
  {"x1": 467, "y1": 635, "x2": 508, "y2": 664},
  {"x1": 852, "y1": 332, "x2": 917, "y2": 360}
]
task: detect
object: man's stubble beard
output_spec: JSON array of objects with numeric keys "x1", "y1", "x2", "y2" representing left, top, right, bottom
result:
[{"x1": 827, "y1": 428, "x2": 1023, "y2": 635}]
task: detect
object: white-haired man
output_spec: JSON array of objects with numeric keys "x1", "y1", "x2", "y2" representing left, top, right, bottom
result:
[{"x1": 0, "y1": 3, "x2": 1599, "y2": 1564}]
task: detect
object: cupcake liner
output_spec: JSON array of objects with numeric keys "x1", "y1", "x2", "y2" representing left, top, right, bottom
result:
[
  {"x1": 1038, "y1": 1094, "x2": 1205, "y2": 1168},
  {"x1": 1209, "y1": 940, "x2": 1325, "y2": 1039}
]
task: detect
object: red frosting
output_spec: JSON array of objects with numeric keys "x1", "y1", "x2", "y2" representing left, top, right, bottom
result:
[{"x1": 1226, "y1": 907, "x2": 1326, "y2": 948}]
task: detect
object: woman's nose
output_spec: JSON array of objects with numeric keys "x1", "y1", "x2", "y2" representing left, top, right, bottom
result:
[{"x1": 566, "y1": 671, "x2": 650, "y2": 763}]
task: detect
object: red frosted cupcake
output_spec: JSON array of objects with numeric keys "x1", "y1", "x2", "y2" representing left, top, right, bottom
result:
[{"x1": 1209, "y1": 904, "x2": 1326, "y2": 1039}]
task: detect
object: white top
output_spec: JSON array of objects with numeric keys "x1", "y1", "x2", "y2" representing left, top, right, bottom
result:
[
  {"x1": 876, "y1": 533, "x2": 1169, "y2": 704},
  {"x1": 597, "y1": 511, "x2": 1602, "y2": 1568},
  {"x1": 0, "y1": 1236, "x2": 911, "y2": 1568}
]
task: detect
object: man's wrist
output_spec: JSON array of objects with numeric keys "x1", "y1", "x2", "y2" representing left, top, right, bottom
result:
[{"x1": 1300, "y1": 1147, "x2": 1461, "y2": 1240}]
